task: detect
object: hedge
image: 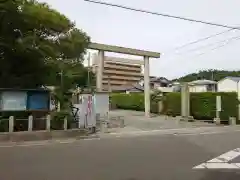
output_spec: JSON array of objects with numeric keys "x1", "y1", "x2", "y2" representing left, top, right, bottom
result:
[
  {"x1": 111, "y1": 92, "x2": 239, "y2": 120},
  {"x1": 110, "y1": 93, "x2": 159, "y2": 113},
  {"x1": 162, "y1": 92, "x2": 239, "y2": 120}
]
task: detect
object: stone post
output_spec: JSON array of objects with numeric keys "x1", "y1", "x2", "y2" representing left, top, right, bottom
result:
[
  {"x1": 229, "y1": 117, "x2": 236, "y2": 126},
  {"x1": 9, "y1": 116, "x2": 14, "y2": 133},
  {"x1": 28, "y1": 115, "x2": 33, "y2": 131},
  {"x1": 181, "y1": 83, "x2": 190, "y2": 118},
  {"x1": 46, "y1": 114, "x2": 51, "y2": 131},
  {"x1": 64, "y1": 116, "x2": 68, "y2": 130}
]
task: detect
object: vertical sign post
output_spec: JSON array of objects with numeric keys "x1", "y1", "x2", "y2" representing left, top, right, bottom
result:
[{"x1": 216, "y1": 96, "x2": 221, "y2": 119}]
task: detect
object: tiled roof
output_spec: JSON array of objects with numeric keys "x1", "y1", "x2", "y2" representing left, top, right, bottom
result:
[
  {"x1": 188, "y1": 79, "x2": 217, "y2": 85},
  {"x1": 224, "y1": 76, "x2": 240, "y2": 82},
  {"x1": 110, "y1": 84, "x2": 144, "y2": 91}
]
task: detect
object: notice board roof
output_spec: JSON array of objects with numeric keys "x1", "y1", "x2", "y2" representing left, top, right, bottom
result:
[{"x1": 0, "y1": 88, "x2": 50, "y2": 92}]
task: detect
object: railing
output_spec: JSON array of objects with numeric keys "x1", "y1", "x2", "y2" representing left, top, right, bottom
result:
[{"x1": 0, "y1": 115, "x2": 73, "y2": 133}]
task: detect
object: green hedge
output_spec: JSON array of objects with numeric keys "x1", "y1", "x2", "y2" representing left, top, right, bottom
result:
[
  {"x1": 162, "y1": 92, "x2": 238, "y2": 120},
  {"x1": 111, "y1": 92, "x2": 239, "y2": 120},
  {"x1": 110, "y1": 93, "x2": 159, "y2": 113}
]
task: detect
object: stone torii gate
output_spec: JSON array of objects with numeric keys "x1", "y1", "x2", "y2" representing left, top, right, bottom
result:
[{"x1": 88, "y1": 42, "x2": 160, "y2": 118}]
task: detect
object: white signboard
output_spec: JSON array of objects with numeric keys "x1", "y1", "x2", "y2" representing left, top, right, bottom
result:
[
  {"x1": 94, "y1": 93, "x2": 109, "y2": 114},
  {"x1": 1, "y1": 92, "x2": 27, "y2": 111}
]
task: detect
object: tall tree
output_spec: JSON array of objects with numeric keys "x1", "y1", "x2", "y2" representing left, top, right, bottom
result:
[{"x1": 0, "y1": 0, "x2": 91, "y2": 88}]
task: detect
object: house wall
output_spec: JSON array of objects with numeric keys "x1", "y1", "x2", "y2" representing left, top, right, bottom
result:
[
  {"x1": 217, "y1": 79, "x2": 238, "y2": 92},
  {"x1": 157, "y1": 87, "x2": 174, "y2": 92},
  {"x1": 189, "y1": 85, "x2": 207, "y2": 92}
]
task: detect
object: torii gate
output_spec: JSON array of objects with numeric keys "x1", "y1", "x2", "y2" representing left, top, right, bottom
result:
[{"x1": 88, "y1": 42, "x2": 160, "y2": 118}]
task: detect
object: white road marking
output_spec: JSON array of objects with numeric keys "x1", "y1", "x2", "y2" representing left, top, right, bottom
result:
[
  {"x1": 208, "y1": 148, "x2": 240, "y2": 163},
  {"x1": 193, "y1": 148, "x2": 240, "y2": 169},
  {"x1": 194, "y1": 163, "x2": 240, "y2": 169}
]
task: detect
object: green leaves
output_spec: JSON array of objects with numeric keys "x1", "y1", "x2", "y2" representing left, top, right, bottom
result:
[{"x1": 0, "y1": 0, "x2": 91, "y2": 89}]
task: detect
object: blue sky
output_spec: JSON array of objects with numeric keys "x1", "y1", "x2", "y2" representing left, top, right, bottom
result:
[{"x1": 40, "y1": 0, "x2": 240, "y2": 79}]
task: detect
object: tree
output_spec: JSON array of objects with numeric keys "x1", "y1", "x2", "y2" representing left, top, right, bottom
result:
[
  {"x1": 0, "y1": 0, "x2": 91, "y2": 88},
  {"x1": 173, "y1": 69, "x2": 240, "y2": 82}
]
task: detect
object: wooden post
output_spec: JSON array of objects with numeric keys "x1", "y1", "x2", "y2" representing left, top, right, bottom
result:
[
  {"x1": 9, "y1": 116, "x2": 14, "y2": 133},
  {"x1": 28, "y1": 115, "x2": 33, "y2": 131}
]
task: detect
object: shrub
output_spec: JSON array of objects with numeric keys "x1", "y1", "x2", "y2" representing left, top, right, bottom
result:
[
  {"x1": 50, "y1": 111, "x2": 71, "y2": 130},
  {"x1": 162, "y1": 92, "x2": 238, "y2": 120},
  {"x1": 161, "y1": 93, "x2": 181, "y2": 116},
  {"x1": 111, "y1": 92, "x2": 239, "y2": 120},
  {"x1": 110, "y1": 93, "x2": 159, "y2": 113},
  {"x1": 111, "y1": 93, "x2": 144, "y2": 111}
]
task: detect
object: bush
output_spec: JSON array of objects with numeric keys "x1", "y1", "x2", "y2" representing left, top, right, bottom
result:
[
  {"x1": 162, "y1": 92, "x2": 238, "y2": 120},
  {"x1": 111, "y1": 92, "x2": 239, "y2": 120},
  {"x1": 110, "y1": 93, "x2": 159, "y2": 113},
  {"x1": 50, "y1": 111, "x2": 71, "y2": 130},
  {"x1": 162, "y1": 93, "x2": 181, "y2": 116}
]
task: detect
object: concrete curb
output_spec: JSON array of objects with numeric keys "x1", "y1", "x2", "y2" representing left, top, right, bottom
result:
[{"x1": 0, "y1": 129, "x2": 96, "y2": 143}]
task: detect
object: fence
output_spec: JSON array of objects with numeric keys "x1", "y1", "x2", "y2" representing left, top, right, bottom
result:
[{"x1": 0, "y1": 115, "x2": 82, "y2": 133}]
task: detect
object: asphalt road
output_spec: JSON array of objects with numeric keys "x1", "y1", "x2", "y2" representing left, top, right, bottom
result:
[{"x1": 1, "y1": 129, "x2": 240, "y2": 180}]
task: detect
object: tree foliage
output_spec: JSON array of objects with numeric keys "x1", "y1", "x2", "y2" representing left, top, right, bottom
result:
[
  {"x1": 0, "y1": 0, "x2": 91, "y2": 88},
  {"x1": 173, "y1": 69, "x2": 240, "y2": 82}
]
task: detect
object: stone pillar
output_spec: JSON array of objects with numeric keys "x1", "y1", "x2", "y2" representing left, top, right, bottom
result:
[
  {"x1": 46, "y1": 114, "x2": 51, "y2": 131},
  {"x1": 96, "y1": 50, "x2": 104, "y2": 91},
  {"x1": 64, "y1": 116, "x2": 68, "y2": 130},
  {"x1": 9, "y1": 116, "x2": 14, "y2": 133},
  {"x1": 181, "y1": 83, "x2": 190, "y2": 118},
  {"x1": 237, "y1": 82, "x2": 240, "y2": 121},
  {"x1": 28, "y1": 115, "x2": 33, "y2": 131},
  {"x1": 144, "y1": 56, "x2": 150, "y2": 118}
]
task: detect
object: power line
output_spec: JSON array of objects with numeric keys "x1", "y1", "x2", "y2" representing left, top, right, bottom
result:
[
  {"x1": 172, "y1": 34, "x2": 240, "y2": 56},
  {"x1": 84, "y1": 0, "x2": 240, "y2": 30},
  {"x1": 185, "y1": 36, "x2": 240, "y2": 58},
  {"x1": 168, "y1": 29, "x2": 235, "y2": 52}
]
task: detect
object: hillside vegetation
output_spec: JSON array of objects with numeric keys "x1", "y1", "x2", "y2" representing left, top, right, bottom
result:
[{"x1": 173, "y1": 70, "x2": 240, "y2": 82}]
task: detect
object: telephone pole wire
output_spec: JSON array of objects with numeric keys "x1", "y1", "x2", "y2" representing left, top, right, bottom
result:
[{"x1": 84, "y1": 0, "x2": 240, "y2": 30}]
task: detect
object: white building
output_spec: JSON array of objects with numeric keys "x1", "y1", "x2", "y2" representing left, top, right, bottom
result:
[
  {"x1": 188, "y1": 80, "x2": 217, "y2": 92},
  {"x1": 217, "y1": 77, "x2": 240, "y2": 92}
]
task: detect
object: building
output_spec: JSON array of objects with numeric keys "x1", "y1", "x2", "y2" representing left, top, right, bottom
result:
[
  {"x1": 188, "y1": 79, "x2": 217, "y2": 92},
  {"x1": 92, "y1": 54, "x2": 143, "y2": 90},
  {"x1": 217, "y1": 76, "x2": 240, "y2": 92},
  {"x1": 139, "y1": 76, "x2": 174, "y2": 92},
  {"x1": 111, "y1": 83, "x2": 144, "y2": 93}
]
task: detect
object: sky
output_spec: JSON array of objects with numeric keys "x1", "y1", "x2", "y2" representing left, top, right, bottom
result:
[{"x1": 39, "y1": 0, "x2": 240, "y2": 79}]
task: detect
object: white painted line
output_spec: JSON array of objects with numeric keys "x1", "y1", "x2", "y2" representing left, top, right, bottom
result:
[
  {"x1": 208, "y1": 148, "x2": 240, "y2": 163},
  {"x1": 193, "y1": 148, "x2": 240, "y2": 169},
  {"x1": 193, "y1": 163, "x2": 240, "y2": 169}
]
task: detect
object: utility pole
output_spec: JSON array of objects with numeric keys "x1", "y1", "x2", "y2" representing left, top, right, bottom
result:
[{"x1": 87, "y1": 52, "x2": 91, "y2": 91}]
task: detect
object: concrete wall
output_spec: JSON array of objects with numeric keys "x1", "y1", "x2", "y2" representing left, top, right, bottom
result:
[{"x1": 218, "y1": 79, "x2": 237, "y2": 92}]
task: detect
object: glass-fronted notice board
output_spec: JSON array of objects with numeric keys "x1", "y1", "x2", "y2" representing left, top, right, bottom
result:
[
  {"x1": 0, "y1": 89, "x2": 50, "y2": 112},
  {"x1": 1, "y1": 91, "x2": 27, "y2": 111}
]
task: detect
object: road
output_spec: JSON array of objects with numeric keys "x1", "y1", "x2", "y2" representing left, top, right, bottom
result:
[{"x1": 1, "y1": 127, "x2": 240, "y2": 180}]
